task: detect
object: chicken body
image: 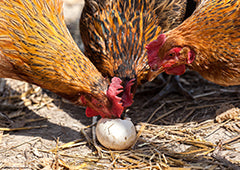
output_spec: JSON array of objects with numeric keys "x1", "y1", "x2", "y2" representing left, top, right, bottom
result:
[
  {"x1": 0, "y1": 0, "x2": 124, "y2": 118},
  {"x1": 80, "y1": 0, "x2": 188, "y2": 108},
  {"x1": 147, "y1": 0, "x2": 240, "y2": 86}
]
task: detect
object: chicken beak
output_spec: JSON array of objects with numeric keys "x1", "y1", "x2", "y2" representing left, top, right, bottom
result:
[{"x1": 147, "y1": 67, "x2": 164, "y2": 81}]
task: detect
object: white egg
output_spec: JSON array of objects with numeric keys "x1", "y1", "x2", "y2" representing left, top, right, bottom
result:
[{"x1": 96, "y1": 118, "x2": 137, "y2": 150}]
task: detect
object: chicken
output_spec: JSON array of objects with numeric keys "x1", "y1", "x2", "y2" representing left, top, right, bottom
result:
[
  {"x1": 0, "y1": 0, "x2": 125, "y2": 118},
  {"x1": 147, "y1": 0, "x2": 240, "y2": 87},
  {"x1": 80, "y1": 0, "x2": 189, "y2": 108}
]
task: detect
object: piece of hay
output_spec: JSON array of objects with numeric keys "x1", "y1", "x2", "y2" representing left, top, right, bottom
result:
[{"x1": 215, "y1": 104, "x2": 240, "y2": 123}]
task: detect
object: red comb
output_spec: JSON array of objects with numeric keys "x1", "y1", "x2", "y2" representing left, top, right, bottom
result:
[
  {"x1": 106, "y1": 77, "x2": 124, "y2": 118},
  {"x1": 84, "y1": 77, "x2": 124, "y2": 118},
  {"x1": 121, "y1": 78, "x2": 135, "y2": 107},
  {"x1": 107, "y1": 77, "x2": 123, "y2": 97},
  {"x1": 146, "y1": 34, "x2": 166, "y2": 69}
]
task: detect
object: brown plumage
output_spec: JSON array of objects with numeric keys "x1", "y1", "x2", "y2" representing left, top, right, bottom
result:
[
  {"x1": 147, "y1": 0, "x2": 240, "y2": 86},
  {"x1": 80, "y1": 0, "x2": 188, "y2": 107},
  {"x1": 0, "y1": 0, "x2": 125, "y2": 118}
]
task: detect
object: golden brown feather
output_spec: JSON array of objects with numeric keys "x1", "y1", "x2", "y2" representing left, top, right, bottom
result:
[
  {"x1": 0, "y1": 0, "x2": 125, "y2": 118},
  {"x1": 147, "y1": 0, "x2": 240, "y2": 87},
  {"x1": 80, "y1": 0, "x2": 188, "y2": 107}
]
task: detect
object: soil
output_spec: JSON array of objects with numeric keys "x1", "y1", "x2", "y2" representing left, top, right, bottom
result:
[{"x1": 0, "y1": 1, "x2": 240, "y2": 169}]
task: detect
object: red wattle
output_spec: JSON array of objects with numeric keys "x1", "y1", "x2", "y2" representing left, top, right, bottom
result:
[{"x1": 166, "y1": 65, "x2": 186, "y2": 75}]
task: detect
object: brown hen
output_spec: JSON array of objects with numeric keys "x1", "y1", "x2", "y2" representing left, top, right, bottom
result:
[
  {"x1": 80, "y1": 0, "x2": 189, "y2": 108},
  {"x1": 0, "y1": 0, "x2": 125, "y2": 118},
  {"x1": 147, "y1": 0, "x2": 240, "y2": 87}
]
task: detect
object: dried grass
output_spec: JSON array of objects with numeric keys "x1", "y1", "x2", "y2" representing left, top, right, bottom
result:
[{"x1": 0, "y1": 78, "x2": 240, "y2": 169}]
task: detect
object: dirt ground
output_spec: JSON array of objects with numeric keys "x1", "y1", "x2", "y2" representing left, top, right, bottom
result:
[{"x1": 0, "y1": 1, "x2": 240, "y2": 169}]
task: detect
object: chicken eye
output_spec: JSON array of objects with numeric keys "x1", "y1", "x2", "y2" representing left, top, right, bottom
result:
[
  {"x1": 168, "y1": 53, "x2": 175, "y2": 57},
  {"x1": 97, "y1": 103, "x2": 103, "y2": 108},
  {"x1": 94, "y1": 101, "x2": 103, "y2": 108}
]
